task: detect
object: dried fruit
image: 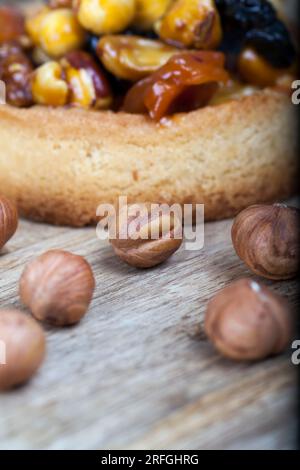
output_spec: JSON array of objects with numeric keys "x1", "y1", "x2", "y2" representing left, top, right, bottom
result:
[
  {"x1": 20, "y1": 250, "x2": 95, "y2": 326},
  {"x1": 215, "y1": 0, "x2": 296, "y2": 68},
  {"x1": 238, "y1": 47, "x2": 294, "y2": 87},
  {"x1": 205, "y1": 278, "x2": 292, "y2": 361},
  {"x1": 0, "y1": 6, "x2": 25, "y2": 45},
  {"x1": 245, "y1": 20, "x2": 296, "y2": 69},
  {"x1": 216, "y1": 0, "x2": 277, "y2": 32},
  {"x1": 97, "y1": 35, "x2": 179, "y2": 81},
  {"x1": 49, "y1": 0, "x2": 74, "y2": 8},
  {"x1": 123, "y1": 51, "x2": 229, "y2": 120}
]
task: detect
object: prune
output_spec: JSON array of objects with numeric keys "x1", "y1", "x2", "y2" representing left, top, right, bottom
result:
[
  {"x1": 215, "y1": 0, "x2": 296, "y2": 68},
  {"x1": 215, "y1": 0, "x2": 276, "y2": 31},
  {"x1": 246, "y1": 20, "x2": 296, "y2": 68}
]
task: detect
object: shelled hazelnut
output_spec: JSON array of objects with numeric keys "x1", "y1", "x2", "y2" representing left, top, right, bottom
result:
[
  {"x1": 31, "y1": 61, "x2": 69, "y2": 107},
  {"x1": 62, "y1": 50, "x2": 113, "y2": 109},
  {"x1": 109, "y1": 203, "x2": 183, "y2": 268},
  {"x1": 205, "y1": 278, "x2": 292, "y2": 361},
  {"x1": 19, "y1": 250, "x2": 95, "y2": 326},
  {"x1": 0, "y1": 195, "x2": 18, "y2": 251},
  {"x1": 134, "y1": 0, "x2": 172, "y2": 31},
  {"x1": 232, "y1": 204, "x2": 300, "y2": 280},
  {"x1": 26, "y1": 7, "x2": 86, "y2": 59},
  {"x1": 32, "y1": 50, "x2": 112, "y2": 109},
  {"x1": 75, "y1": 0, "x2": 136, "y2": 35},
  {"x1": 155, "y1": 0, "x2": 222, "y2": 49},
  {"x1": 0, "y1": 309, "x2": 46, "y2": 390}
]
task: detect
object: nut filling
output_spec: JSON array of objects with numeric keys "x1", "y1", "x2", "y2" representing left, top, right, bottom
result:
[{"x1": 0, "y1": 1, "x2": 297, "y2": 120}]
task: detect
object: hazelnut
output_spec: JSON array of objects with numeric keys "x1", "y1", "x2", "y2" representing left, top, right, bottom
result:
[
  {"x1": 19, "y1": 250, "x2": 95, "y2": 326},
  {"x1": 232, "y1": 204, "x2": 300, "y2": 280},
  {"x1": 0, "y1": 309, "x2": 46, "y2": 390},
  {"x1": 109, "y1": 203, "x2": 183, "y2": 268},
  {"x1": 26, "y1": 7, "x2": 86, "y2": 59},
  {"x1": 0, "y1": 195, "x2": 18, "y2": 251},
  {"x1": 205, "y1": 278, "x2": 292, "y2": 361},
  {"x1": 62, "y1": 50, "x2": 113, "y2": 109},
  {"x1": 31, "y1": 61, "x2": 69, "y2": 107},
  {"x1": 76, "y1": 0, "x2": 136, "y2": 36},
  {"x1": 155, "y1": 0, "x2": 222, "y2": 50},
  {"x1": 134, "y1": 0, "x2": 172, "y2": 31}
]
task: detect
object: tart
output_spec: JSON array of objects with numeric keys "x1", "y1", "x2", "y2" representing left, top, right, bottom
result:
[{"x1": 0, "y1": 0, "x2": 298, "y2": 226}]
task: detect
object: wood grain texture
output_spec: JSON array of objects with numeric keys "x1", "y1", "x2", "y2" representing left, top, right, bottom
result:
[
  {"x1": 0, "y1": 212, "x2": 298, "y2": 450},
  {"x1": 0, "y1": 0, "x2": 298, "y2": 450}
]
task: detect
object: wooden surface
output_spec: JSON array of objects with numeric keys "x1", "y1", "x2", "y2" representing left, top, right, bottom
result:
[
  {"x1": 0, "y1": 213, "x2": 298, "y2": 450},
  {"x1": 0, "y1": 0, "x2": 298, "y2": 452}
]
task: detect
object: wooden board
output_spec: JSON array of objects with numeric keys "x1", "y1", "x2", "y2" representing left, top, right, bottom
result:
[
  {"x1": 0, "y1": 212, "x2": 298, "y2": 450},
  {"x1": 0, "y1": 0, "x2": 298, "y2": 448}
]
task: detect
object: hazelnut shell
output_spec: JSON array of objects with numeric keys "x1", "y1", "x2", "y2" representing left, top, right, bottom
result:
[
  {"x1": 109, "y1": 203, "x2": 183, "y2": 268},
  {"x1": 205, "y1": 278, "x2": 292, "y2": 361},
  {"x1": 19, "y1": 250, "x2": 95, "y2": 326},
  {"x1": 0, "y1": 195, "x2": 18, "y2": 250},
  {"x1": 0, "y1": 309, "x2": 46, "y2": 390},
  {"x1": 232, "y1": 204, "x2": 300, "y2": 280}
]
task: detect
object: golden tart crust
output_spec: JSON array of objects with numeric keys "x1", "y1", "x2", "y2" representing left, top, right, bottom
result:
[{"x1": 0, "y1": 89, "x2": 297, "y2": 226}]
